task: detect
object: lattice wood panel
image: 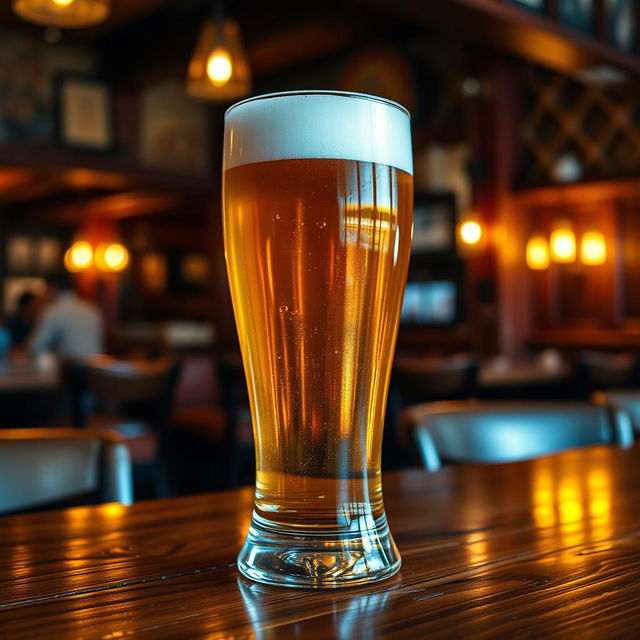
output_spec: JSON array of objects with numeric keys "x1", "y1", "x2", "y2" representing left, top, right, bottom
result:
[{"x1": 520, "y1": 66, "x2": 640, "y2": 185}]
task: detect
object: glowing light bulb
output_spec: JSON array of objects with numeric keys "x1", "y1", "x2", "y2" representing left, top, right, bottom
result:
[
  {"x1": 96, "y1": 242, "x2": 129, "y2": 272},
  {"x1": 64, "y1": 241, "x2": 93, "y2": 272},
  {"x1": 459, "y1": 220, "x2": 482, "y2": 245},
  {"x1": 206, "y1": 49, "x2": 232, "y2": 86},
  {"x1": 550, "y1": 224, "x2": 576, "y2": 263},
  {"x1": 581, "y1": 231, "x2": 606, "y2": 266},
  {"x1": 526, "y1": 234, "x2": 550, "y2": 270}
]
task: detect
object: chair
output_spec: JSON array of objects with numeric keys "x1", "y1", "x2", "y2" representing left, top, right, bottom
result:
[
  {"x1": 0, "y1": 428, "x2": 132, "y2": 515},
  {"x1": 67, "y1": 356, "x2": 180, "y2": 498},
  {"x1": 593, "y1": 390, "x2": 640, "y2": 432},
  {"x1": 401, "y1": 400, "x2": 634, "y2": 471},
  {"x1": 573, "y1": 351, "x2": 640, "y2": 396}
]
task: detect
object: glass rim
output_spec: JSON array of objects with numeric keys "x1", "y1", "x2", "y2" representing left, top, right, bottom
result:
[{"x1": 225, "y1": 90, "x2": 410, "y2": 119}]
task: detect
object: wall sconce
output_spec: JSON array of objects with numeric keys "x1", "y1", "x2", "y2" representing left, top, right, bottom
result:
[
  {"x1": 526, "y1": 234, "x2": 550, "y2": 270},
  {"x1": 550, "y1": 220, "x2": 576, "y2": 264},
  {"x1": 186, "y1": 4, "x2": 252, "y2": 102},
  {"x1": 64, "y1": 241, "x2": 93, "y2": 272},
  {"x1": 581, "y1": 231, "x2": 607, "y2": 266},
  {"x1": 13, "y1": 0, "x2": 110, "y2": 28},
  {"x1": 457, "y1": 212, "x2": 483, "y2": 252},
  {"x1": 95, "y1": 242, "x2": 129, "y2": 272},
  {"x1": 64, "y1": 241, "x2": 129, "y2": 273},
  {"x1": 458, "y1": 220, "x2": 483, "y2": 246}
]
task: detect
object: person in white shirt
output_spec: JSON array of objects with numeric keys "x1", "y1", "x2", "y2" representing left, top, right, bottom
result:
[{"x1": 29, "y1": 274, "x2": 104, "y2": 358}]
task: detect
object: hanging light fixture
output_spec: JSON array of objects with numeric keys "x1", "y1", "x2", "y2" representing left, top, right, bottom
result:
[
  {"x1": 550, "y1": 219, "x2": 576, "y2": 264},
  {"x1": 581, "y1": 230, "x2": 607, "y2": 266},
  {"x1": 526, "y1": 234, "x2": 550, "y2": 270},
  {"x1": 13, "y1": 0, "x2": 110, "y2": 28},
  {"x1": 186, "y1": 3, "x2": 252, "y2": 102}
]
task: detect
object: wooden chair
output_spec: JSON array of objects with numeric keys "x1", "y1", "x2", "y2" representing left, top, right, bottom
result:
[
  {"x1": 67, "y1": 356, "x2": 180, "y2": 498},
  {"x1": 401, "y1": 400, "x2": 634, "y2": 471},
  {"x1": 0, "y1": 427, "x2": 132, "y2": 515}
]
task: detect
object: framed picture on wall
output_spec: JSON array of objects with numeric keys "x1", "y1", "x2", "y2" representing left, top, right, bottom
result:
[
  {"x1": 55, "y1": 74, "x2": 115, "y2": 151},
  {"x1": 558, "y1": 0, "x2": 595, "y2": 34},
  {"x1": 606, "y1": 0, "x2": 637, "y2": 53},
  {"x1": 400, "y1": 262, "x2": 464, "y2": 326},
  {"x1": 507, "y1": 0, "x2": 546, "y2": 13},
  {"x1": 411, "y1": 193, "x2": 457, "y2": 257}
]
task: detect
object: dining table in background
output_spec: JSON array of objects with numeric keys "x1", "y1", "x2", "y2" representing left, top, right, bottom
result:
[
  {"x1": 2, "y1": 443, "x2": 640, "y2": 638},
  {"x1": 0, "y1": 359, "x2": 59, "y2": 393},
  {"x1": 0, "y1": 358, "x2": 62, "y2": 428}
]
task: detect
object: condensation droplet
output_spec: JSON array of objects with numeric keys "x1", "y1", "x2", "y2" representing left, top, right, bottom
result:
[
  {"x1": 273, "y1": 213, "x2": 282, "y2": 221},
  {"x1": 316, "y1": 219, "x2": 327, "y2": 229},
  {"x1": 334, "y1": 349, "x2": 339, "y2": 354},
  {"x1": 279, "y1": 304, "x2": 289, "y2": 313}
]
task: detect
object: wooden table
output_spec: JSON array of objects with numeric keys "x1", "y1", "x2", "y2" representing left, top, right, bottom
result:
[
  {"x1": 2, "y1": 444, "x2": 640, "y2": 638},
  {"x1": 0, "y1": 361, "x2": 59, "y2": 393}
]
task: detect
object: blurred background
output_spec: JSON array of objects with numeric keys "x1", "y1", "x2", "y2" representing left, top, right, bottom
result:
[{"x1": 1, "y1": 0, "x2": 639, "y2": 501}]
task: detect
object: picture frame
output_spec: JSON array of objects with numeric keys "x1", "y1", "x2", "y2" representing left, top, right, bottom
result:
[
  {"x1": 400, "y1": 262, "x2": 465, "y2": 327},
  {"x1": 507, "y1": 0, "x2": 546, "y2": 14},
  {"x1": 411, "y1": 193, "x2": 457, "y2": 258},
  {"x1": 606, "y1": 0, "x2": 637, "y2": 53},
  {"x1": 55, "y1": 74, "x2": 115, "y2": 151},
  {"x1": 558, "y1": 0, "x2": 595, "y2": 35}
]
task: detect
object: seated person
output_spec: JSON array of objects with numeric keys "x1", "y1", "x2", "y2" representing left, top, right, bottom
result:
[
  {"x1": 7, "y1": 291, "x2": 37, "y2": 348},
  {"x1": 29, "y1": 274, "x2": 104, "y2": 358}
]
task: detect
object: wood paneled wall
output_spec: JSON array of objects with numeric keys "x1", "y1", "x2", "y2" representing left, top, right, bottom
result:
[{"x1": 512, "y1": 181, "x2": 640, "y2": 352}]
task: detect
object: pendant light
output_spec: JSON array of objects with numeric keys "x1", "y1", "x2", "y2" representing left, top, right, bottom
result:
[
  {"x1": 186, "y1": 2, "x2": 252, "y2": 102},
  {"x1": 13, "y1": 0, "x2": 110, "y2": 28}
]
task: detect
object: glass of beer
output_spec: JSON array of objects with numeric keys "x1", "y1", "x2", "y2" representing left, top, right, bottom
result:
[{"x1": 223, "y1": 91, "x2": 413, "y2": 588}]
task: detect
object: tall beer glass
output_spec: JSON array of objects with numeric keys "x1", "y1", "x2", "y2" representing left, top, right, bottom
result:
[{"x1": 223, "y1": 91, "x2": 413, "y2": 588}]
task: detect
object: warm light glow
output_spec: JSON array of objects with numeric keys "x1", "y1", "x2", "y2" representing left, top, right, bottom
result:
[
  {"x1": 459, "y1": 220, "x2": 483, "y2": 245},
  {"x1": 186, "y1": 19, "x2": 252, "y2": 101},
  {"x1": 13, "y1": 0, "x2": 109, "y2": 28},
  {"x1": 526, "y1": 234, "x2": 550, "y2": 270},
  {"x1": 96, "y1": 242, "x2": 129, "y2": 272},
  {"x1": 581, "y1": 231, "x2": 607, "y2": 266},
  {"x1": 550, "y1": 224, "x2": 576, "y2": 263},
  {"x1": 64, "y1": 241, "x2": 93, "y2": 272},
  {"x1": 206, "y1": 49, "x2": 233, "y2": 86}
]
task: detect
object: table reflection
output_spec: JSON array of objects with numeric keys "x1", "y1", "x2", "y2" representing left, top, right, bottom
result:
[{"x1": 238, "y1": 577, "x2": 391, "y2": 639}]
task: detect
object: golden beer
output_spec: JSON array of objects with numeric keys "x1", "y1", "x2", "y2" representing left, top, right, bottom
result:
[{"x1": 224, "y1": 92, "x2": 412, "y2": 587}]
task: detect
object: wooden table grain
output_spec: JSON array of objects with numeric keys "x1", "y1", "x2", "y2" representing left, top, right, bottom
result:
[{"x1": 2, "y1": 444, "x2": 640, "y2": 639}]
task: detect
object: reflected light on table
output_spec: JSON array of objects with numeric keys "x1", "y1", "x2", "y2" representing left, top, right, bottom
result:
[
  {"x1": 465, "y1": 530, "x2": 489, "y2": 566},
  {"x1": 587, "y1": 466, "x2": 612, "y2": 541},
  {"x1": 531, "y1": 451, "x2": 614, "y2": 560}
]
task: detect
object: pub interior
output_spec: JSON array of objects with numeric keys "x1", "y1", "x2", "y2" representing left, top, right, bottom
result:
[{"x1": 2, "y1": 0, "x2": 640, "y2": 637}]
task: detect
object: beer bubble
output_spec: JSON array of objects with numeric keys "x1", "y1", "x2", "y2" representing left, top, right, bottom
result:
[
  {"x1": 279, "y1": 304, "x2": 289, "y2": 313},
  {"x1": 273, "y1": 213, "x2": 282, "y2": 221},
  {"x1": 316, "y1": 219, "x2": 327, "y2": 229}
]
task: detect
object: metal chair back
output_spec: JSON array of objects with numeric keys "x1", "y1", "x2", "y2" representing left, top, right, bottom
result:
[
  {"x1": 594, "y1": 390, "x2": 640, "y2": 432},
  {"x1": 402, "y1": 400, "x2": 634, "y2": 471},
  {"x1": 0, "y1": 427, "x2": 133, "y2": 514}
]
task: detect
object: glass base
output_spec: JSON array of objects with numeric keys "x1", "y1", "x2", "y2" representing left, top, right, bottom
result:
[{"x1": 237, "y1": 511, "x2": 401, "y2": 588}]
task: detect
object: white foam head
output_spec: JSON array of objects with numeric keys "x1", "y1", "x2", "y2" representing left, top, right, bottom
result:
[{"x1": 224, "y1": 91, "x2": 413, "y2": 175}]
